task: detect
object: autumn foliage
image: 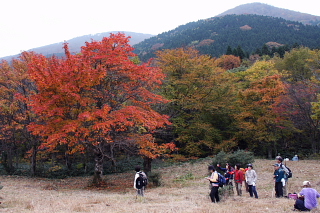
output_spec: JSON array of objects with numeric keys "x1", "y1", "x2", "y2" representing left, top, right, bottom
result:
[
  {"x1": 1, "y1": 38, "x2": 320, "y2": 178},
  {"x1": 26, "y1": 33, "x2": 172, "y2": 181}
]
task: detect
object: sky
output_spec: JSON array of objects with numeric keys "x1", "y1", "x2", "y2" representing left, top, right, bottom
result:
[{"x1": 1, "y1": 0, "x2": 320, "y2": 58}]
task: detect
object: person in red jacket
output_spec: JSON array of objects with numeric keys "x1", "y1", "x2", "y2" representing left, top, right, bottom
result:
[{"x1": 234, "y1": 164, "x2": 244, "y2": 196}]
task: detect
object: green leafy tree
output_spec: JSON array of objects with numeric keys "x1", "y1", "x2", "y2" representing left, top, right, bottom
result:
[
  {"x1": 275, "y1": 47, "x2": 314, "y2": 81},
  {"x1": 156, "y1": 48, "x2": 238, "y2": 156}
]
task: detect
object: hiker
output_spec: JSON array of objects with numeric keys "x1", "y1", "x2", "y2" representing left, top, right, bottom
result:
[
  {"x1": 217, "y1": 163, "x2": 234, "y2": 172},
  {"x1": 294, "y1": 181, "x2": 320, "y2": 211},
  {"x1": 292, "y1": 155, "x2": 299, "y2": 161},
  {"x1": 217, "y1": 163, "x2": 234, "y2": 185},
  {"x1": 245, "y1": 164, "x2": 258, "y2": 198},
  {"x1": 276, "y1": 156, "x2": 290, "y2": 196},
  {"x1": 134, "y1": 166, "x2": 147, "y2": 197},
  {"x1": 206, "y1": 165, "x2": 220, "y2": 203},
  {"x1": 225, "y1": 165, "x2": 235, "y2": 186},
  {"x1": 234, "y1": 164, "x2": 244, "y2": 196},
  {"x1": 273, "y1": 163, "x2": 285, "y2": 198}
]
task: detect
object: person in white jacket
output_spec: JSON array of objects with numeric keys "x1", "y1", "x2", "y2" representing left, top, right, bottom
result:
[
  {"x1": 245, "y1": 164, "x2": 258, "y2": 198},
  {"x1": 134, "y1": 166, "x2": 147, "y2": 197}
]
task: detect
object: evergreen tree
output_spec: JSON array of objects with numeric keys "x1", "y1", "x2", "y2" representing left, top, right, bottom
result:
[
  {"x1": 226, "y1": 45, "x2": 233, "y2": 55},
  {"x1": 261, "y1": 44, "x2": 270, "y2": 56},
  {"x1": 232, "y1": 48, "x2": 238, "y2": 57},
  {"x1": 255, "y1": 48, "x2": 262, "y2": 56},
  {"x1": 236, "y1": 45, "x2": 245, "y2": 59},
  {"x1": 271, "y1": 47, "x2": 277, "y2": 56}
]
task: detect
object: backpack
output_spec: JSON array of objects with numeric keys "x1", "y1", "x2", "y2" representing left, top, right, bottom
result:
[
  {"x1": 285, "y1": 166, "x2": 292, "y2": 178},
  {"x1": 218, "y1": 172, "x2": 226, "y2": 187},
  {"x1": 136, "y1": 172, "x2": 148, "y2": 189},
  {"x1": 281, "y1": 164, "x2": 292, "y2": 178}
]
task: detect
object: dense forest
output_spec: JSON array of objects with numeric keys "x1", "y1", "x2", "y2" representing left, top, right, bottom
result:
[
  {"x1": 134, "y1": 14, "x2": 320, "y2": 62},
  {"x1": 1, "y1": 33, "x2": 320, "y2": 182}
]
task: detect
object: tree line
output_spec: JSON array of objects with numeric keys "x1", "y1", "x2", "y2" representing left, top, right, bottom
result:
[{"x1": 1, "y1": 33, "x2": 320, "y2": 182}]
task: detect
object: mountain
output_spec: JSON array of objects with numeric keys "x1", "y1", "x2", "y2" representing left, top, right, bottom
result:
[
  {"x1": 133, "y1": 14, "x2": 320, "y2": 61},
  {"x1": 217, "y1": 3, "x2": 320, "y2": 25},
  {"x1": 0, "y1": 31, "x2": 153, "y2": 61}
]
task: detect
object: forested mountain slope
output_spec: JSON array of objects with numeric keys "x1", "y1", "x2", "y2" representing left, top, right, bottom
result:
[{"x1": 134, "y1": 14, "x2": 320, "y2": 61}]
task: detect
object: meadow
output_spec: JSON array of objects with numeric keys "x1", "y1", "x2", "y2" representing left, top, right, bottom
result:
[{"x1": 0, "y1": 158, "x2": 319, "y2": 213}]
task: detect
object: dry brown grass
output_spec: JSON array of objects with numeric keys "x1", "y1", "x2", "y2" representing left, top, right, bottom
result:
[{"x1": 0, "y1": 159, "x2": 320, "y2": 212}]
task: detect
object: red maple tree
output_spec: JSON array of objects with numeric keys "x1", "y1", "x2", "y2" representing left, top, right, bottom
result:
[{"x1": 27, "y1": 33, "x2": 172, "y2": 183}]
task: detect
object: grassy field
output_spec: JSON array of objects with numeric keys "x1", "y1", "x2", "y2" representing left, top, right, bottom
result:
[{"x1": 0, "y1": 158, "x2": 320, "y2": 212}]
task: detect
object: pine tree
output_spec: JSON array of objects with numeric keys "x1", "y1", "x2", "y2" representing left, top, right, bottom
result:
[{"x1": 226, "y1": 46, "x2": 233, "y2": 55}]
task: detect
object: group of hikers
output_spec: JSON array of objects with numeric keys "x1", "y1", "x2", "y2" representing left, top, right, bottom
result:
[
  {"x1": 204, "y1": 155, "x2": 320, "y2": 211},
  {"x1": 206, "y1": 162, "x2": 258, "y2": 203},
  {"x1": 133, "y1": 155, "x2": 320, "y2": 211}
]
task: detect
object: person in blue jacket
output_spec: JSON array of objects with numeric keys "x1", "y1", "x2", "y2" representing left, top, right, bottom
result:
[{"x1": 273, "y1": 163, "x2": 285, "y2": 198}]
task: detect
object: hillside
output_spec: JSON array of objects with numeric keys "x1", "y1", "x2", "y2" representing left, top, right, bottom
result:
[
  {"x1": 0, "y1": 31, "x2": 153, "y2": 61},
  {"x1": 134, "y1": 14, "x2": 320, "y2": 61},
  {"x1": 217, "y1": 2, "x2": 320, "y2": 25}
]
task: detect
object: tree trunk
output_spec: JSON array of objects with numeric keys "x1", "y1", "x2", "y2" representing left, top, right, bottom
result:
[
  {"x1": 268, "y1": 148, "x2": 272, "y2": 159},
  {"x1": 92, "y1": 148, "x2": 104, "y2": 186},
  {"x1": 2, "y1": 145, "x2": 15, "y2": 174},
  {"x1": 31, "y1": 145, "x2": 37, "y2": 176},
  {"x1": 65, "y1": 152, "x2": 72, "y2": 172},
  {"x1": 143, "y1": 157, "x2": 152, "y2": 175}
]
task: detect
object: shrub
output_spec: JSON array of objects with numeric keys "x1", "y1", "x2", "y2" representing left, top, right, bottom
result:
[
  {"x1": 218, "y1": 184, "x2": 233, "y2": 200},
  {"x1": 212, "y1": 151, "x2": 228, "y2": 166},
  {"x1": 173, "y1": 173, "x2": 195, "y2": 182},
  {"x1": 212, "y1": 150, "x2": 255, "y2": 169},
  {"x1": 148, "y1": 171, "x2": 162, "y2": 187}
]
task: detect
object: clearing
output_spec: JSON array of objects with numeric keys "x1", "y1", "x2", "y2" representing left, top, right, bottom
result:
[{"x1": 0, "y1": 158, "x2": 319, "y2": 212}]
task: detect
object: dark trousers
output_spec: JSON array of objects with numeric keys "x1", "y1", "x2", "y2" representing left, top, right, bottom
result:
[
  {"x1": 136, "y1": 187, "x2": 145, "y2": 197},
  {"x1": 294, "y1": 199, "x2": 310, "y2": 211},
  {"x1": 248, "y1": 185, "x2": 258, "y2": 198},
  {"x1": 210, "y1": 186, "x2": 220, "y2": 203},
  {"x1": 275, "y1": 182, "x2": 283, "y2": 197}
]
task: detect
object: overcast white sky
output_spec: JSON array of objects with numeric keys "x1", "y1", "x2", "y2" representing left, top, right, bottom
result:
[{"x1": 0, "y1": 0, "x2": 319, "y2": 58}]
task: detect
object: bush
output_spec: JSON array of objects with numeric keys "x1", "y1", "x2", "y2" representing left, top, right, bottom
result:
[
  {"x1": 212, "y1": 151, "x2": 228, "y2": 166},
  {"x1": 218, "y1": 184, "x2": 233, "y2": 200},
  {"x1": 148, "y1": 171, "x2": 162, "y2": 187},
  {"x1": 173, "y1": 173, "x2": 195, "y2": 182},
  {"x1": 212, "y1": 150, "x2": 255, "y2": 169}
]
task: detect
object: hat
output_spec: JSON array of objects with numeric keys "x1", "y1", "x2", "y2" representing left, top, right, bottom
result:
[
  {"x1": 247, "y1": 164, "x2": 253, "y2": 168},
  {"x1": 303, "y1": 181, "x2": 310, "y2": 186},
  {"x1": 273, "y1": 163, "x2": 280, "y2": 167}
]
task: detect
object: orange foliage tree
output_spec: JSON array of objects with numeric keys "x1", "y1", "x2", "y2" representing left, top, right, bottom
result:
[
  {"x1": 0, "y1": 52, "x2": 40, "y2": 175},
  {"x1": 235, "y1": 61, "x2": 294, "y2": 157},
  {"x1": 27, "y1": 33, "x2": 171, "y2": 183},
  {"x1": 214, "y1": 54, "x2": 241, "y2": 70}
]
